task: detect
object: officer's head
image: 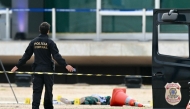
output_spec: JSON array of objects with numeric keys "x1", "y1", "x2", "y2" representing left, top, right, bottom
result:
[{"x1": 39, "y1": 22, "x2": 50, "y2": 35}]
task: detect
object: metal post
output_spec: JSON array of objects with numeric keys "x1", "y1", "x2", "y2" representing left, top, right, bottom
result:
[
  {"x1": 0, "y1": 60, "x2": 18, "y2": 104},
  {"x1": 155, "y1": 0, "x2": 160, "y2": 35},
  {"x1": 155, "y1": 0, "x2": 160, "y2": 9},
  {"x1": 142, "y1": 8, "x2": 146, "y2": 41},
  {"x1": 52, "y1": 8, "x2": 56, "y2": 40},
  {"x1": 5, "y1": 8, "x2": 11, "y2": 40},
  {"x1": 95, "y1": 0, "x2": 101, "y2": 41}
]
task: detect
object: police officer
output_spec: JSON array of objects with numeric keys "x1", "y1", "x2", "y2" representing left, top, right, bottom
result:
[{"x1": 11, "y1": 22, "x2": 74, "y2": 109}]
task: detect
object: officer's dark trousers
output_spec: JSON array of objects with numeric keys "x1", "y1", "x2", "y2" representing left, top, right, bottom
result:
[{"x1": 32, "y1": 66, "x2": 54, "y2": 109}]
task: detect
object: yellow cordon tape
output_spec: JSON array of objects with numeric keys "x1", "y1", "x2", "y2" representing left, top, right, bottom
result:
[{"x1": 0, "y1": 71, "x2": 151, "y2": 77}]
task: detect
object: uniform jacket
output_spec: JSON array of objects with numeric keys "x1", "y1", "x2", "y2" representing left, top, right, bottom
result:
[{"x1": 16, "y1": 34, "x2": 67, "y2": 70}]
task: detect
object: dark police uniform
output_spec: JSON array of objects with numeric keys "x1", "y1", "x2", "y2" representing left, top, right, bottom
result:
[{"x1": 16, "y1": 34, "x2": 68, "y2": 109}]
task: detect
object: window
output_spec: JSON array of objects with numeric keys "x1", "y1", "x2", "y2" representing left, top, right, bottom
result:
[{"x1": 158, "y1": 24, "x2": 189, "y2": 57}]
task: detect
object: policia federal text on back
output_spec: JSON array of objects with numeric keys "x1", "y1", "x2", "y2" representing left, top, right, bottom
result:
[{"x1": 11, "y1": 22, "x2": 75, "y2": 109}]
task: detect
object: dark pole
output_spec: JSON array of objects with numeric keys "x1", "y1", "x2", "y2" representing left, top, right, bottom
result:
[{"x1": 0, "y1": 60, "x2": 18, "y2": 104}]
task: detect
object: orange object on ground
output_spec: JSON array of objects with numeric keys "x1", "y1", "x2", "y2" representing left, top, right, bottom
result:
[
  {"x1": 110, "y1": 88, "x2": 127, "y2": 106},
  {"x1": 110, "y1": 88, "x2": 144, "y2": 107}
]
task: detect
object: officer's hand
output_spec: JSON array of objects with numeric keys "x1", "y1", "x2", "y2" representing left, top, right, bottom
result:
[
  {"x1": 11, "y1": 66, "x2": 18, "y2": 73},
  {"x1": 66, "y1": 65, "x2": 74, "y2": 72}
]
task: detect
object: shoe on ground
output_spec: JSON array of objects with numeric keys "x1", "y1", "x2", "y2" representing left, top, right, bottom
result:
[{"x1": 60, "y1": 98, "x2": 71, "y2": 104}]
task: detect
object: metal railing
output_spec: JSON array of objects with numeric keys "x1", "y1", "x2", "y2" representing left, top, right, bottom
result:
[{"x1": 3, "y1": 0, "x2": 183, "y2": 41}]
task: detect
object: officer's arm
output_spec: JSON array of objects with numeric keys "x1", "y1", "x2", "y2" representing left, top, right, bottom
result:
[
  {"x1": 49, "y1": 41, "x2": 67, "y2": 67},
  {"x1": 16, "y1": 41, "x2": 34, "y2": 68}
]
